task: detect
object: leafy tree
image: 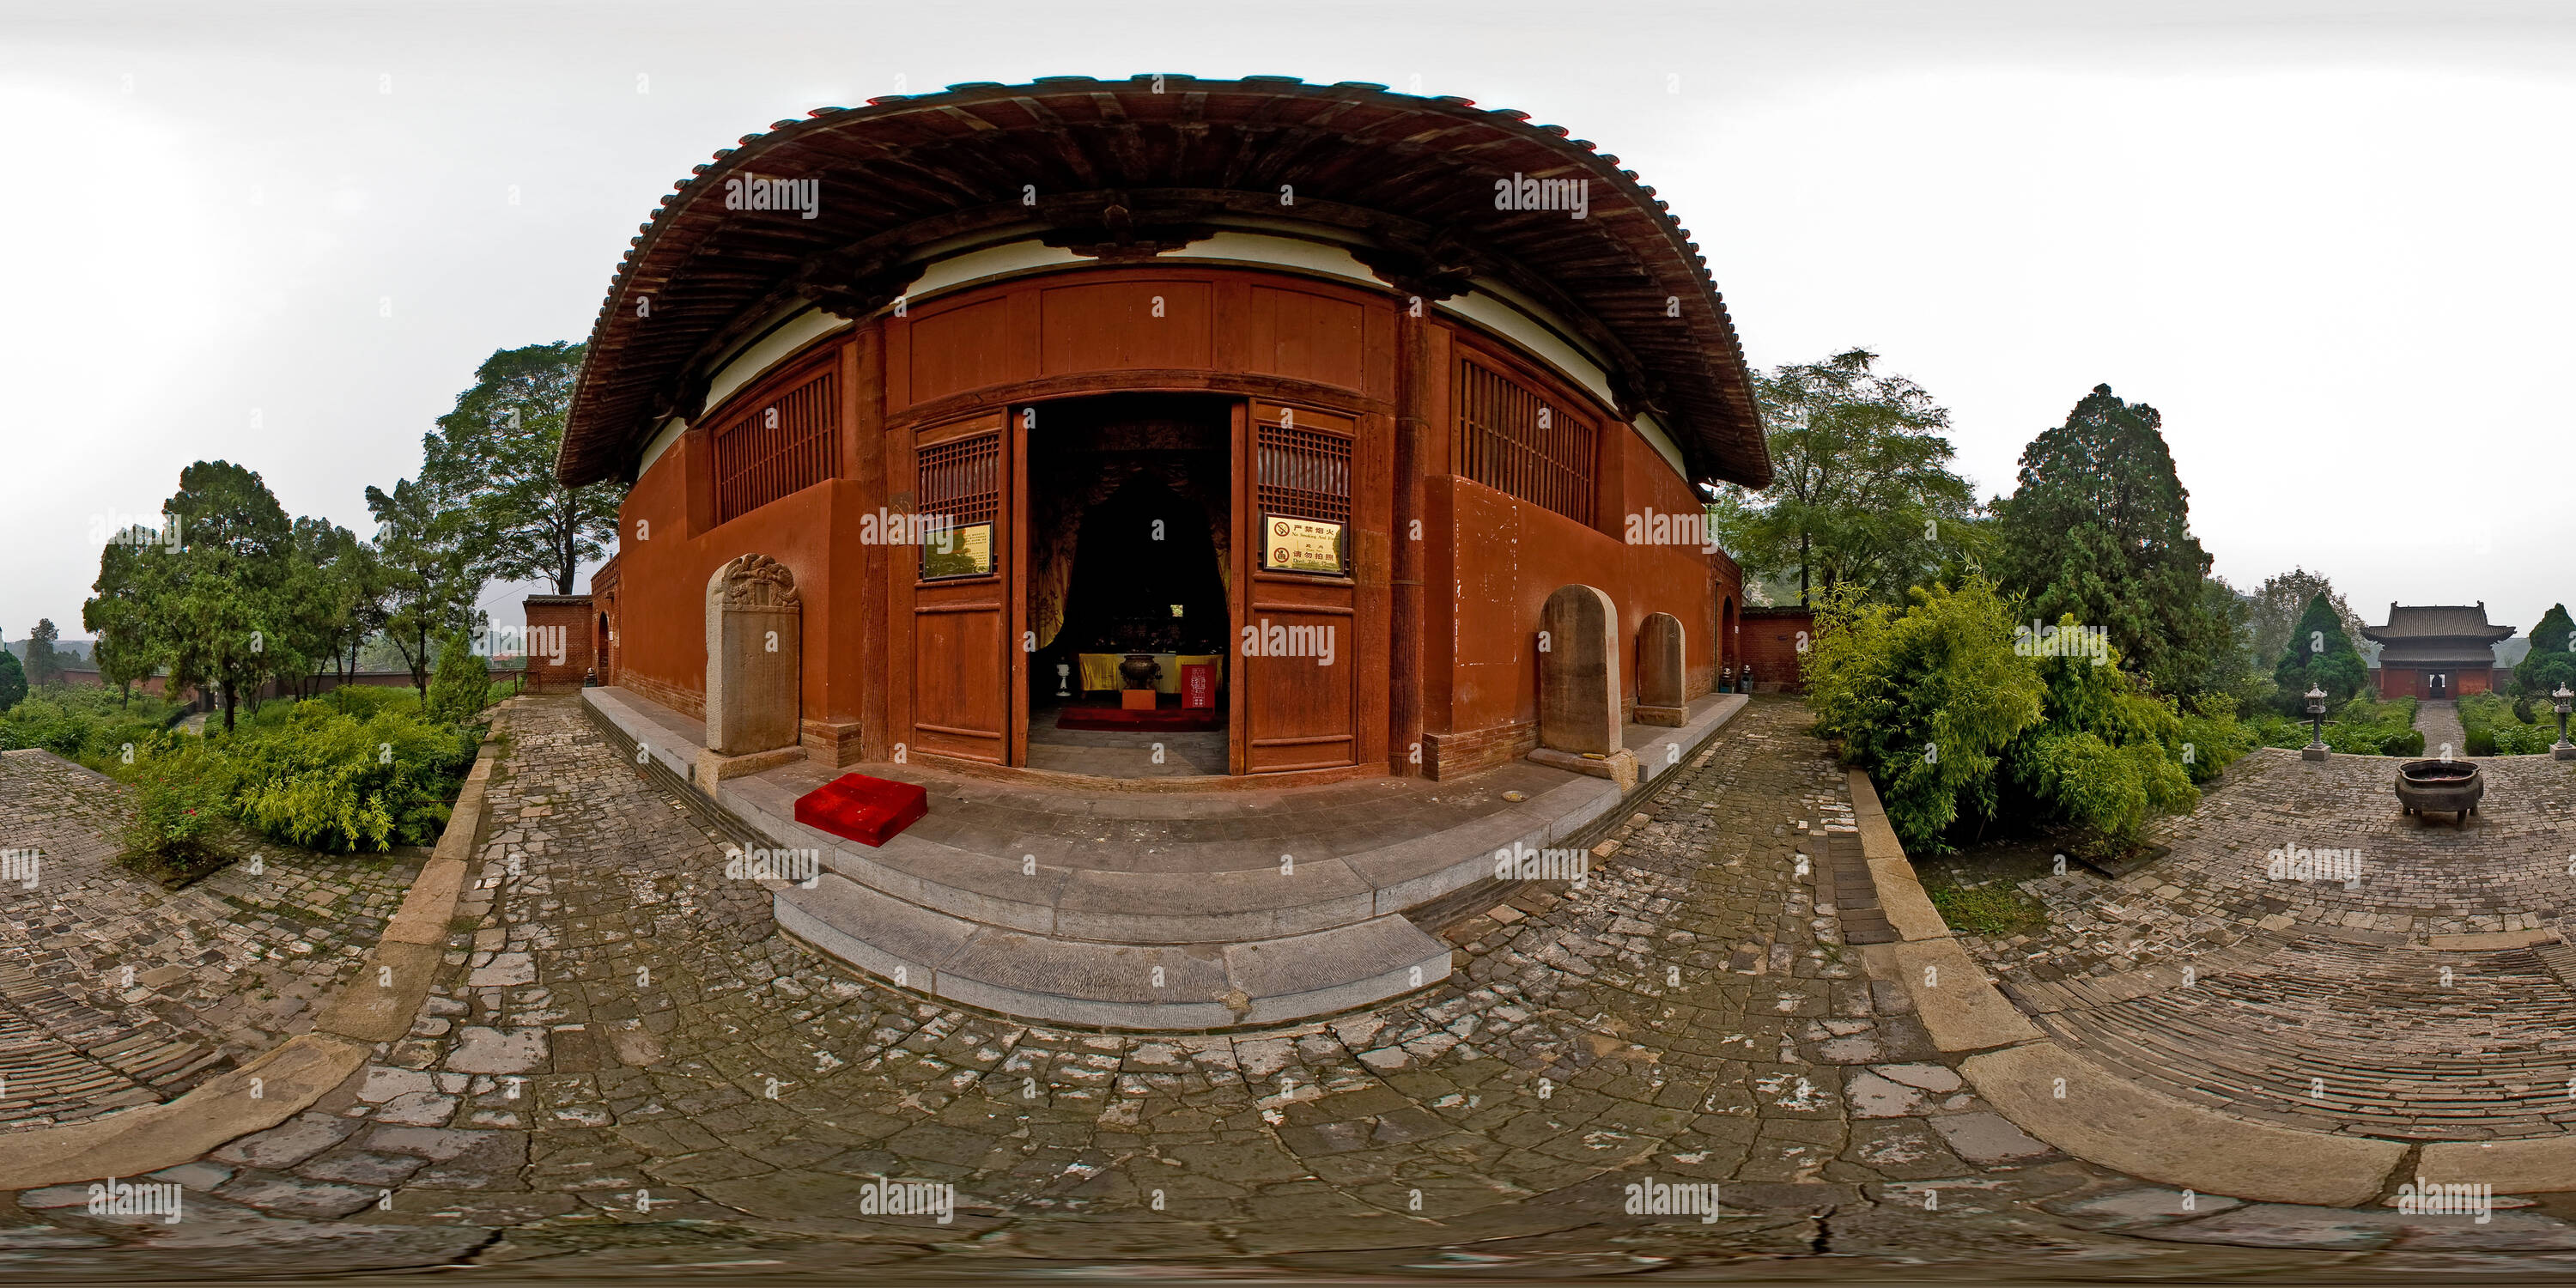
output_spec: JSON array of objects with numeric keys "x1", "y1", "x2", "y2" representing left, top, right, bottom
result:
[
  {"x1": 23, "y1": 619, "x2": 61, "y2": 688},
  {"x1": 2247, "y1": 568, "x2": 2364, "y2": 669},
  {"x1": 423, "y1": 342, "x2": 624, "y2": 594},
  {"x1": 151, "y1": 462, "x2": 298, "y2": 732},
  {"x1": 0, "y1": 650, "x2": 24, "y2": 714},
  {"x1": 2271, "y1": 592, "x2": 2368, "y2": 709},
  {"x1": 2190, "y1": 577, "x2": 2269, "y2": 704},
  {"x1": 1803, "y1": 575, "x2": 2046, "y2": 849},
  {"x1": 2517, "y1": 604, "x2": 2576, "y2": 698},
  {"x1": 1990, "y1": 384, "x2": 2224, "y2": 696},
  {"x1": 283, "y1": 518, "x2": 390, "y2": 701},
  {"x1": 367, "y1": 476, "x2": 483, "y2": 702},
  {"x1": 87, "y1": 525, "x2": 167, "y2": 708},
  {"x1": 1712, "y1": 348, "x2": 1977, "y2": 606}
]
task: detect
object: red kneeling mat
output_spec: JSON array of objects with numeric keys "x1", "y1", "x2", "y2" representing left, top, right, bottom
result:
[{"x1": 793, "y1": 774, "x2": 929, "y2": 848}]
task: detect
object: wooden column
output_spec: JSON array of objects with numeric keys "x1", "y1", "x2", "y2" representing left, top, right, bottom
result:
[
  {"x1": 853, "y1": 322, "x2": 892, "y2": 762},
  {"x1": 1388, "y1": 306, "x2": 1430, "y2": 775}
]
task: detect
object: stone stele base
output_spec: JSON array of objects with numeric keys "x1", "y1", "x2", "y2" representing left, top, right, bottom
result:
[
  {"x1": 695, "y1": 745, "x2": 806, "y2": 797},
  {"x1": 1528, "y1": 746, "x2": 1638, "y2": 793},
  {"x1": 1633, "y1": 704, "x2": 1689, "y2": 727}
]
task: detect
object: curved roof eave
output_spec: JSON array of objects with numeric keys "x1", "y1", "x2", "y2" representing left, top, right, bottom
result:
[{"x1": 556, "y1": 75, "x2": 1771, "y2": 492}]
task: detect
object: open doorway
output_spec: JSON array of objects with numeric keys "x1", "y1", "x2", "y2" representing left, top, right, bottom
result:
[{"x1": 1024, "y1": 394, "x2": 1234, "y2": 776}]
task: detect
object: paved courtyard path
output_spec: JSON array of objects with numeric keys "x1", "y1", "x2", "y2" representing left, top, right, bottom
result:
[
  {"x1": 2418, "y1": 700, "x2": 2467, "y2": 760},
  {"x1": 12, "y1": 700, "x2": 2576, "y2": 1277},
  {"x1": 0, "y1": 750, "x2": 419, "y2": 1136},
  {"x1": 1956, "y1": 746, "x2": 2576, "y2": 1142}
]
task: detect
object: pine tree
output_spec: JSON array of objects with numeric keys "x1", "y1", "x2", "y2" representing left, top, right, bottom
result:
[
  {"x1": 2272, "y1": 593, "x2": 2368, "y2": 708},
  {"x1": 1991, "y1": 385, "x2": 2223, "y2": 696}
]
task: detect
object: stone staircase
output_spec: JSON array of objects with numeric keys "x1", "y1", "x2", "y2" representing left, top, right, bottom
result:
[{"x1": 584, "y1": 684, "x2": 1747, "y2": 1030}]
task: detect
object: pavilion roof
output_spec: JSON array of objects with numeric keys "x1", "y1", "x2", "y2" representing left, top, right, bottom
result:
[
  {"x1": 2360, "y1": 604, "x2": 2514, "y2": 645},
  {"x1": 555, "y1": 76, "x2": 1771, "y2": 491}
]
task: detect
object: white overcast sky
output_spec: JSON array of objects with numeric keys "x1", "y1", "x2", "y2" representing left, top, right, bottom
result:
[{"x1": 4, "y1": 0, "x2": 2573, "y2": 641}]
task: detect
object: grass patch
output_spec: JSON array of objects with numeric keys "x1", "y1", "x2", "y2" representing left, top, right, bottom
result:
[{"x1": 1923, "y1": 877, "x2": 2047, "y2": 938}]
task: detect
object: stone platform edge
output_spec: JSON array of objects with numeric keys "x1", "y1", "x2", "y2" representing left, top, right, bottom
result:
[
  {"x1": 580, "y1": 684, "x2": 1748, "y2": 1030},
  {"x1": 1841, "y1": 766, "x2": 2419, "y2": 1206},
  {"x1": 0, "y1": 718, "x2": 509, "y2": 1191}
]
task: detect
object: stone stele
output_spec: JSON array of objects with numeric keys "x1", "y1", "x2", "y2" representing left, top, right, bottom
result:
[
  {"x1": 1539, "y1": 584, "x2": 1621, "y2": 755},
  {"x1": 1635, "y1": 611, "x2": 1688, "y2": 726},
  {"x1": 704, "y1": 554, "x2": 803, "y2": 756}
]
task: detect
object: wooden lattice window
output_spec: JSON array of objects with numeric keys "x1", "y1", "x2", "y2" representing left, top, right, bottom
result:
[
  {"x1": 1257, "y1": 421, "x2": 1352, "y2": 526},
  {"x1": 917, "y1": 431, "x2": 1000, "y2": 578},
  {"x1": 712, "y1": 366, "x2": 838, "y2": 524},
  {"x1": 1455, "y1": 356, "x2": 1596, "y2": 526},
  {"x1": 1258, "y1": 416, "x2": 1352, "y2": 574}
]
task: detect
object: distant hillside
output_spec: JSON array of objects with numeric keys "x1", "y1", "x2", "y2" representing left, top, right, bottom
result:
[{"x1": 5, "y1": 639, "x2": 95, "y2": 665}]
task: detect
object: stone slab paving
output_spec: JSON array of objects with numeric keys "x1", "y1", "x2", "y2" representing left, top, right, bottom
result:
[
  {"x1": 1946, "y1": 747, "x2": 2576, "y2": 1141},
  {"x1": 0, "y1": 750, "x2": 421, "y2": 1133},
  {"x1": 18, "y1": 701, "x2": 2576, "y2": 1277}
]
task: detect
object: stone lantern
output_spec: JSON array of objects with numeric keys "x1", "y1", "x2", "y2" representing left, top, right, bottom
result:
[
  {"x1": 2302, "y1": 684, "x2": 2330, "y2": 762},
  {"x1": 2555, "y1": 684, "x2": 2575, "y2": 761}
]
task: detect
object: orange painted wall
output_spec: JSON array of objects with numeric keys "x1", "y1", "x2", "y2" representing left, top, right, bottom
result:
[
  {"x1": 607, "y1": 420, "x2": 861, "y2": 726},
  {"x1": 1424, "y1": 428, "x2": 1730, "y2": 770}
]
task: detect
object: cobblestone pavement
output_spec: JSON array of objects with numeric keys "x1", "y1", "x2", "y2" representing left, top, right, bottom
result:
[
  {"x1": 15, "y1": 702, "x2": 2576, "y2": 1278},
  {"x1": 1949, "y1": 748, "x2": 2576, "y2": 1139},
  {"x1": 0, "y1": 750, "x2": 420, "y2": 1133}
]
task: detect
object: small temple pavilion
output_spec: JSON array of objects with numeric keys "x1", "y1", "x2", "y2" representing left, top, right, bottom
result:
[{"x1": 2362, "y1": 603, "x2": 2514, "y2": 700}]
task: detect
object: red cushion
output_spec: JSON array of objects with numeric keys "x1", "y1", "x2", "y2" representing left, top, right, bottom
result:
[{"x1": 793, "y1": 774, "x2": 928, "y2": 848}]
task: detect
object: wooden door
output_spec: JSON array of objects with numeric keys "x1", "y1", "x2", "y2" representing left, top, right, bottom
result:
[
  {"x1": 909, "y1": 411, "x2": 1014, "y2": 764},
  {"x1": 1235, "y1": 399, "x2": 1360, "y2": 773}
]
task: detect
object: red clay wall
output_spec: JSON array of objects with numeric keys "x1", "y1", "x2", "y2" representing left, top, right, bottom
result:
[
  {"x1": 520, "y1": 597, "x2": 594, "y2": 692},
  {"x1": 608, "y1": 425, "x2": 857, "y2": 729},
  {"x1": 1738, "y1": 607, "x2": 1813, "y2": 692},
  {"x1": 2376, "y1": 666, "x2": 2499, "y2": 700},
  {"x1": 1420, "y1": 436, "x2": 1729, "y2": 780}
]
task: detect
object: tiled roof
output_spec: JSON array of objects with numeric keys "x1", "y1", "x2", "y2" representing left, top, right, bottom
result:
[
  {"x1": 556, "y1": 76, "x2": 1770, "y2": 491},
  {"x1": 2360, "y1": 604, "x2": 2514, "y2": 644}
]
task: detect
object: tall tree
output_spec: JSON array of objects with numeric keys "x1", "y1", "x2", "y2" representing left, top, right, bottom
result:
[
  {"x1": 2248, "y1": 568, "x2": 2364, "y2": 668},
  {"x1": 1712, "y1": 348, "x2": 1977, "y2": 606},
  {"x1": 423, "y1": 342, "x2": 624, "y2": 594},
  {"x1": 152, "y1": 461, "x2": 298, "y2": 731},
  {"x1": 2272, "y1": 592, "x2": 2369, "y2": 708},
  {"x1": 367, "y1": 476, "x2": 483, "y2": 701},
  {"x1": 22, "y1": 619, "x2": 61, "y2": 689},
  {"x1": 1990, "y1": 384, "x2": 2223, "y2": 696},
  {"x1": 2517, "y1": 604, "x2": 2576, "y2": 697},
  {"x1": 86, "y1": 525, "x2": 162, "y2": 708},
  {"x1": 0, "y1": 650, "x2": 24, "y2": 714}
]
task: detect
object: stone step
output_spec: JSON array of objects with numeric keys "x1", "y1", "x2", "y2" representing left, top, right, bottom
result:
[
  {"x1": 592, "y1": 684, "x2": 1746, "y2": 945},
  {"x1": 775, "y1": 872, "x2": 1453, "y2": 1030}
]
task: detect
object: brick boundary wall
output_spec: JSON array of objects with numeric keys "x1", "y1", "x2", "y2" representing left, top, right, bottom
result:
[{"x1": 1738, "y1": 606, "x2": 1813, "y2": 693}]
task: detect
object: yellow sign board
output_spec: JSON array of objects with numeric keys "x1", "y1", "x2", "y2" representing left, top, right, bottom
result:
[
  {"x1": 1263, "y1": 514, "x2": 1343, "y2": 574},
  {"x1": 922, "y1": 522, "x2": 993, "y2": 578}
]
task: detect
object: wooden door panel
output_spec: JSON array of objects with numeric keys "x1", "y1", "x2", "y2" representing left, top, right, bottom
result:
[
  {"x1": 910, "y1": 413, "x2": 1012, "y2": 765},
  {"x1": 1238, "y1": 399, "x2": 1359, "y2": 773}
]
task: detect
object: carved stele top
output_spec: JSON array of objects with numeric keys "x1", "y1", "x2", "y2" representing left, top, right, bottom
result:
[{"x1": 713, "y1": 554, "x2": 801, "y2": 611}]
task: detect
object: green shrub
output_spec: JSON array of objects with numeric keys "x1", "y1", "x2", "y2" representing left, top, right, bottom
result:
[
  {"x1": 2173, "y1": 693, "x2": 2257, "y2": 784},
  {"x1": 213, "y1": 702, "x2": 477, "y2": 852},
  {"x1": 2458, "y1": 692, "x2": 2562, "y2": 756},
  {"x1": 1804, "y1": 578, "x2": 2045, "y2": 851},
  {"x1": 425, "y1": 631, "x2": 492, "y2": 726},
  {"x1": 120, "y1": 746, "x2": 231, "y2": 875},
  {"x1": 325, "y1": 684, "x2": 422, "y2": 719},
  {"x1": 0, "y1": 691, "x2": 179, "y2": 773}
]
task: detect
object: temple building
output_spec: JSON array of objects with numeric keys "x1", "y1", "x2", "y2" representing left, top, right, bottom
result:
[
  {"x1": 555, "y1": 76, "x2": 1771, "y2": 785},
  {"x1": 2363, "y1": 603, "x2": 2513, "y2": 700}
]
